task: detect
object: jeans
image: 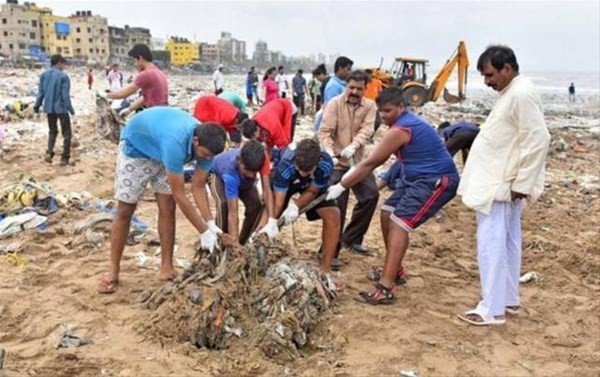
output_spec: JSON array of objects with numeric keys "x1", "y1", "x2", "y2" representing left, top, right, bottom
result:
[{"x1": 47, "y1": 113, "x2": 72, "y2": 161}]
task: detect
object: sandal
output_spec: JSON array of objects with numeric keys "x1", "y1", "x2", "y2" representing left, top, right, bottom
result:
[
  {"x1": 457, "y1": 309, "x2": 506, "y2": 326},
  {"x1": 355, "y1": 283, "x2": 396, "y2": 305},
  {"x1": 97, "y1": 276, "x2": 119, "y2": 294},
  {"x1": 367, "y1": 266, "x2": 406, "y2": 285},
  {"x1": 505, "y1": 306, "x2": 520, "y2": 316}
]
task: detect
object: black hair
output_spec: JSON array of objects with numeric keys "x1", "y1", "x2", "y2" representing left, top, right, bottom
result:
[
  {"x1": 263, "y1": 66, "x2": 276, "y2": 81},
  {"x1": 240, "y1": 140, "x2": 265, "y2": 172},
  {"x1": 347, "y1": 70, "x2": 369, "y2": 85},
  {"x1": 235, "y1": 111, "x2": 248, "y2": 125},
  {"x1": 297, "y1": 69, "x2": 303, "y2": 74},
  {"x1": 295, "y1": 139, "x2": 321, "y2": 172},
  {"x1": 278, "y1": 65, "x2": 284, "y2": 71},
  {"x1": 239, "y1": 119, "x2": 258, "y2": 140},
  {"x1": 313, "y1": 63, "x2": 327, "y2": 76},
  {"x1": 438, "y1": 121, "x2": 451, "y2": 130},
  {"x1": 365, "y1": 68, "x2": 373, "y2": 75},
  {"x1": 194, "y1": 122, "x2": 226, "y2": 155},
  {"x1": 376, "y1": 87, "x2": 406, "y2": 107},
  {"x1": 334, "y1": 56, "x2": 353, "y2": 73},
  {"x1": 50, "y1": 54, "x2": 65, "y2": 66},
  {"x1": 477, "y1": 45, "x2": 519, "y2": 73},
  {"x1": 128, "y1": 44, "x2": 153, "y2": 62}
]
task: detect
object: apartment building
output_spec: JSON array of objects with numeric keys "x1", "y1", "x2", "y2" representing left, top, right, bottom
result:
[
  {"x1": 40, "y1": 13, "x2": 72, "y2": 57},
  {"x1": 69, "y1": 10, "x2": 109, "y2": 65},
  {"x1": 0, "y1": 0, "x2": 49, "y2": 59},
  {"x1": 165, "y1": 36, "x2": 198, "y2": 66}
]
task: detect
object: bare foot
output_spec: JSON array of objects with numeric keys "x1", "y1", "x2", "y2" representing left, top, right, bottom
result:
[{"x1": 159, "y1": 268, "x2": 177, "y2": 281}]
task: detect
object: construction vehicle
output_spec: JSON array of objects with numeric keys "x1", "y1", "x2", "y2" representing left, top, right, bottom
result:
[{"x1": 370, "y1": 41, "x2": 469, "y2": 107}]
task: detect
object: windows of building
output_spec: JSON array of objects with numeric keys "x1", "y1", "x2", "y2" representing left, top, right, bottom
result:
[
  {"x1": 9, "y1": 44, "x2": 13, "y2": 50},
  {"x1": 76, "y1": 27, "x2": 80, "y2": 33},
  {"x1": 89, "y1": 48, "x2": 93, "y2": 53},
  {"x1": 1, "y1": 18, "x2": 6, "y2": 24},
  {"x1": 76, "y1": 38, "x2": 80, "y2": 43},
  {"x1": 30, "y1": 32, "x2": 35, "y2": 39},
  {"x1": 88, "y1": 38, "x2": 92, "y2": 43},
  {"x1": 31, "y1": 20, "x2": 37, "y2": 27},
  {"x1": 87, "y1": 27, "x2": 91, "y2": 33},
  {"x1": 2, "y1": 31, "x2": 7, "y2": 37},
  {"x1": 18, "y1": 43, "x2": 26, "y2": 49}
]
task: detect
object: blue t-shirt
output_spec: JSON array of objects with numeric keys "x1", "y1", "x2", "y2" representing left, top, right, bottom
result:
[
  {"x1": 378, "y1": 162, "x2": 403, "y2": 190},
  {"x1": 292, "y1": 76, "x2": 306, "y2": 94},
  {"x1": 271, "y1": 147, "x2": 334, "y2": 193},
  {"x1": 440, "y1": 121, "x2": 479, "y2": 141},
  {"x1": 323, "y1": 76, "x2": 346, "y2": 103},
  {"x1": 211, "y1": 148, "x2": 256, "y2": 200},
  {"x1": 121, "y1": 107, "x2": 213, "y2": 174},
  {"x1": 392, "y1": 111, "x2": 458, "y2": 180}
]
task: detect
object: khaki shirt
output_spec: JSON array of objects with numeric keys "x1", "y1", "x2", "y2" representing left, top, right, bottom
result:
[{"x1": 317, "y1": 92, "x2": 376, "y2": 169}]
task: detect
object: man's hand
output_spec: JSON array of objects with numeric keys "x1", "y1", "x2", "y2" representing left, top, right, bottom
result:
[
  {"x1": 200, "y1": 228, "x2": 219, "y2": 254},
  {"x1": 259, "y1": 218, "x2": 279, "y2": 240},
  {"x1": 326, "y1": 183, "x2": 346, "y2": 201},
  {"x1": 207, "y1": 220, "x2": 223, "y2": 236},
  {"x1": 118, "y1": 108, "x2": 131, "y2": 117},
  {"x1": 95, "y1": 90, "x2": 108, "y2": 101},
  {"x1": 340, "y1": 145, "x2": 356, "y2": 159},
  {"x1": 281, "y1": 202, "x2": 299, "y2": 225},
  {"x1": 511, "y1": 191, "x2": 528, "y2": 202}
]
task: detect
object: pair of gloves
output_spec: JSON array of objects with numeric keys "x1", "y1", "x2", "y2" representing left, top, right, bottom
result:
[
  {"x1": 199, "y1": 220, "x2": 223, "y2": 253},
  {"x1": 326, "y1": 144, "x2": 356, "y2": 166},
  {"x1": 255, "y1": 202, "x2": 298, "y2": 241},
  {"x1": 96, "y1": 91, "x2": 132, "y2": 117}
]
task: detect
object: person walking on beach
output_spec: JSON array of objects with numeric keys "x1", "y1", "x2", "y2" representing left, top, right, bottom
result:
[
  {"x1": 213, "y1": 64, "x2": 225, "y2": 95},
  {"x1": 33, "y1": 54, "x2": 75, "y2": 166},
  {"x1": 107, "y1": 64, "x2": 123, "y2": 92},
  {"x1": 457, "y1": 45, "x2": 550, "y2": 326},
  {"x1": 276, "y1": 66, "x2": 289, "y2": 99},
  {"x1": 87, "y1": 68, "x2": 94, "y2": 90},
  {"x1": 292, "y1": 69, "x2": 308, "y2": 116},
  {"x1": 246, "y1": 67, "x2": 257, "y2": 107},
  {"x1": 263, "y1": 67, "x2": 279, "y2": 104},
  {"x1": 102, "y1": 44, "x2": 168, "y2": 117},
  {"x1": 97, "y1": 107, "x2": 227, "y2": 294},
  {"x1": 568, "y1": 82, "x2": 576, "y2": 103}
]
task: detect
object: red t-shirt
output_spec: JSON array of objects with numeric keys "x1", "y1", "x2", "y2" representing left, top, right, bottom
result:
[
  {"x1": 193, "y1": 96, "x2": 239, "y2": 134},
  {"x1": 133, "y1": 67, "x2": 169, "y2": 107},
  {"x1": 252, "y1": 99, "x2": 292, "y2": 149}
]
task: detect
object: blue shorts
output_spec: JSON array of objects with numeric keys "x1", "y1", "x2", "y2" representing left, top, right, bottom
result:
[{"x1": 381, "y1": 174, "x2": 459, "y2": 232}]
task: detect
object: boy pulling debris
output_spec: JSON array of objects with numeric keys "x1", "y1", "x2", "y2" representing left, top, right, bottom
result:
[
  {"x1": 193, "y1": 95, "x2": 248, "y2": 145},
  {"x1": 97, "y1": 107, "x2": 226, "y2": 294},
  {"x1": 209, "y1": 140, "x2": 277, "y2": 246},
  {"x1": 270, "y1": 139, "x2": 340, "y2": 272},
  {"x1": 326, "y1": 87, "x2": 459, "y2": 305},
  {"x1": 240, "y1": 98, "x2": 294, "y2": 156}
]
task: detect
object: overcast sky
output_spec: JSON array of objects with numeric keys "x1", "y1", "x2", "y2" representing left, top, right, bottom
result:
[{"x1": 33, "y1": 0, "x2": 600, "y2": 73}]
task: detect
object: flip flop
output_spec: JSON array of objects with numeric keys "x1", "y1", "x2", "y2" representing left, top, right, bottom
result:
[
  {"x1": 457, "y1": 309, "x2": 506, "y2": 326},
  {"x1": 97, "y1": 276, "x2": 119, "y2": 294}
]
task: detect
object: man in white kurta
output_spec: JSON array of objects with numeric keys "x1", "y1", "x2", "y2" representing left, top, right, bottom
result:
[{"x1": 457, "y1": 45, "x2": 550, "y2": 326}]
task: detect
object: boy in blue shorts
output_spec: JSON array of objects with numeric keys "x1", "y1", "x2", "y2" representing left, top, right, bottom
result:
[
  {"x1": 326, "y1": 87, "x2": 459, "y2": 304},
  {"x1": 209, "y1": 140, "x2": 277, "y2": 245},
  {"x1": 272, "y1": 139, "x2": 340, "y2": 272}
]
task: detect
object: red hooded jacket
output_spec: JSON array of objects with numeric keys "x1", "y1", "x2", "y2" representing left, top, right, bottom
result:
[
  {"x1": 193, "y1": 96, "x2": 239, "y2": 134},
  {"x1": 252, "y1": 99, "x2": 293, "y2": 149}
]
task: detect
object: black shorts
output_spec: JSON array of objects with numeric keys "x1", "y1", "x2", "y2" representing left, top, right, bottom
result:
[{"x1": 282, "y1": 189, "x2": 337, "y2": 221}]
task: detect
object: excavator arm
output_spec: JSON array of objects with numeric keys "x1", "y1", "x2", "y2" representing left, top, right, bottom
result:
[{"x1": 428, "y1": 41, "x2": 469, "y2": 103}]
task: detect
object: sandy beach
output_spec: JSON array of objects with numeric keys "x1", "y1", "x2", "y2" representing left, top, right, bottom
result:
[{"x1": 0, "y1": 67, "x2": 599, "y2": 377}]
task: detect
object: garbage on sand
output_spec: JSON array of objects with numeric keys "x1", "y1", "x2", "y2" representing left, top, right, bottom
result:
[
  {"x1": 137, "y1": 238, "x2": 337, "y2": 362},
  {"x1": 0, "y1": 211, "x2": 47, "y2": 239},
  {"x1": 95, "y1": 95, "x2": 124, "y2": 144},
  {"x1": 520, "y1": 271, "x2": 543, "y2": 283},
  {"x1": 56, "y1": 331, "x2": 93, "y2": 348}
]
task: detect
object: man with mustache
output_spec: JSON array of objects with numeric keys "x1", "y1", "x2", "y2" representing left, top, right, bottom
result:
[
  {"x1": 318, "y1": 70, "x2": 378, "y2": 269},
  {"x1": 457, "y1": 45, "x2": 550, "y2": 326}
]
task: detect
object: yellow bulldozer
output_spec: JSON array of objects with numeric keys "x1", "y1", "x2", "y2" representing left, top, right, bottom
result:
[{"x1": 371, "y1": 41, "x2": 469, "y2": 107}]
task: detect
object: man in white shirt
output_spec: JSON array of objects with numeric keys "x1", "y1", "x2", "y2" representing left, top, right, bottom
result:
[
  {"x1": 107, "y1": 63, "x2": 123, "y2": 92},
  {"x1": 457, "y1": 45, "x2": 550, "y2": 326},
  {"x1": 213, "y1": 64, "x2": 225, "y2": 95},
  {"x1": 275, "y1": 65, "x2": 289, "y2": 98}
]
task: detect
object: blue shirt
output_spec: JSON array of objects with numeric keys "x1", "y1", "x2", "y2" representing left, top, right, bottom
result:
[
  {"x1": 392, "y1": 111, "x2": 458, "y2": 180},
  {"x1": 271, "y1": 147, "x2": 334, "y2": 193},
  {"x1": 440, "y1": 121, "x2": 479, "y2": 141},
  {"x1": 211, "y1": 148, "x2": 256, "y2": 199},
  {"x1": 120, "y1": 107, "x2": 212, "y2": 174},
  {"x1": 34, "y1": 67, "x2": 74, "y2": 115},
  {"x1": 292, "y1": 75, "x2": 306, "y2": 94},
  {"x1": 323, "y1": 76, "x2": 346, "y2": 103},
  {"x1": 378, "y1": 162, "x2": 403, "y2": 190}
]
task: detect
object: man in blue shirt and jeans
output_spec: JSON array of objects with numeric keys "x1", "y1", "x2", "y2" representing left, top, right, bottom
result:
[
  {"x1": 97, "y1": 107, "x2": 227, "y2": 294},
  {"x1": 34, "y1": 54, "x2": 75, "y2": 166}
]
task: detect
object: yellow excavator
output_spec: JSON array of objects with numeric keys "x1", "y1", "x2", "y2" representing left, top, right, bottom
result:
[{"x1": 371, "y1": 41, "x2": 469, "y2": 107}]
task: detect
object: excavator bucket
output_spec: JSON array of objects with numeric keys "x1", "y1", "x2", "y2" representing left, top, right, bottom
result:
[{"x1": 443, "y1": 88, "x2": 462, "y2": 104}]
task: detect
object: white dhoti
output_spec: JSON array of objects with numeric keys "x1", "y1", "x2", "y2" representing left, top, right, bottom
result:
[{"x1": 475, "y1": 199, "x2": 524, "y2": 318}]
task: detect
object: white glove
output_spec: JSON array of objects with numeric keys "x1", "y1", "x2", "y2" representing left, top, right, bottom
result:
[
  {"x1": 259, "y1": 218, "x2": 279, "y2": 240},
  {"x1": 325, "y1": 148, "x2": 339, "y2": 166},
  {"x1": 288, "y1": 141, "x2": 297, "y2": 151},
  {"x1": 119, "y1": 107, "x2": 131, "y2": 117},
  {"x1": 326, "y1": 183, "x2": 346, "y2": 201},
  {"x1": 207, "y1": 220, "x2": 223, "y2": 236},
  {"x1": 340, "y1": 144, "x2": 356, "y2": 159},
  {"x1": 200, "y1": 228, "x2": 218, "y2": 254},
  {"x1": 281, "y1": 202, "x2": 299, "y2": 225}
]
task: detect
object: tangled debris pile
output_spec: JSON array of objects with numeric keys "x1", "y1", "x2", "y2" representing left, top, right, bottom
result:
[
  {"x1": 94, "y1": 96, "x2": 123, "y2": 144},
  {"x1": 138, "y1": 238, "x2": 337, "y2": 362}
]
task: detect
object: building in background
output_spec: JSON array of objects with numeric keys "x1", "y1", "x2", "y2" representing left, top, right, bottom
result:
[
  {"x1": 108, "y1": 25, "x2": 127, "y2": 63},
  {"x1": 151, "y1": 37, "x2": 164, "y2": 50},
  {"x1": 165, "y1": 36, "x2": 198, "y2": 66},
  {"x1": 252, "y1": 39, "x2": 269, "y2": 66},
  {"x1": 199, "y1": 42, "x2": 219, "y2": 62},
  {"x1": 217, "y1": 31, "x2": 245, "y2": 64},
  {"x1": 69, "y1": 10, "x2": 109, "y2": 65},
  {"x1": 125, "y1": 24, "x2": 150, "y2": 48},
  {"x1": 40, "y1": 13, "x2": 72, "y2": 57},
  {"x1": 0, "y1": 0, "x2": 50, "y2": 60}
]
